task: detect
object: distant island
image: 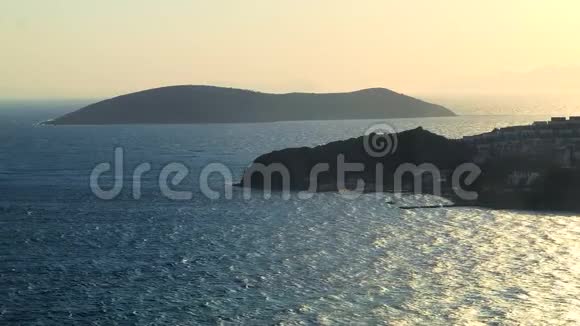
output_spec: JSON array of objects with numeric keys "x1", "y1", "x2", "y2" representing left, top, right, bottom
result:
[
  {"x1": 43, "y1": 85, "x2": 454, "y2": 125},
  {"x1": 239, "y1": 117, "x2": 580, "y2": 212}
]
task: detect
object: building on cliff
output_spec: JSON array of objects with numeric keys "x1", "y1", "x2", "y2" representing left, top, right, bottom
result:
[{"x1": 462, "y1": 117, "x2": 580, "y2": 167}]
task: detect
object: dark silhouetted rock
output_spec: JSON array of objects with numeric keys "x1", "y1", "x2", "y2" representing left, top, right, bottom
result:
[
  {"x1": 240, "y1": 126, "x2": 580, "y2": 212},
  {"x1": 238, "y1": 127, "x2": 474, "y2": 193}
]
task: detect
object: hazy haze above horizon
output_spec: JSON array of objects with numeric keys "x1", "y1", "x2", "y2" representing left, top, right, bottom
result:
[{"x1": 2, "y1": 0, "x2": 580, "y2": 100}]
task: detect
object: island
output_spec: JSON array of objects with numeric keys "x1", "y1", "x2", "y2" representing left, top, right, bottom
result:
[
  {"x1": 238, "y1": 117, "x2": 580, "y2": 212},
  {"x1": 43, "y1": 85, "x2": 454, "y2": 125}
]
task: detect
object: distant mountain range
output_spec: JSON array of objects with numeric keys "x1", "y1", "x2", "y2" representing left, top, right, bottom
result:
[{"x1": 44, "y1": 85, "x2": 455, "y2": 125}]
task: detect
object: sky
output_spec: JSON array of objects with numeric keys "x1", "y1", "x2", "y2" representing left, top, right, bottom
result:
[{"x1": 2, "y1": 0, "x2": 580, "y2": 99}]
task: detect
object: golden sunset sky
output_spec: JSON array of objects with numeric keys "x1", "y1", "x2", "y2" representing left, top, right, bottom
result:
[{"x1": 2, "y1": 0, "x2": 580, "y2": 99}]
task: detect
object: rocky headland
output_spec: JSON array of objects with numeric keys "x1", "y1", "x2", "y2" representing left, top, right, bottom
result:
[{"x1": 239, "y1": 118, "x2": 580, "y2": 212}]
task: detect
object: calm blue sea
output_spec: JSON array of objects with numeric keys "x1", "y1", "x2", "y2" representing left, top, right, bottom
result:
[{"x1": 1, "y1": 107, "x2": 579, "y2": 324}]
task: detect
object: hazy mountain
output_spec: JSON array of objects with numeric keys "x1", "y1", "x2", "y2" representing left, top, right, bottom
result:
[{"x1": 45, "y1": 85, "x2": 455, "y2": 125}]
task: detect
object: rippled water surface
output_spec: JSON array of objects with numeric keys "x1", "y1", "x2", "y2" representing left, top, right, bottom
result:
[{"x1": 1, "y1": 111, "x2": 579, "y2": 324}]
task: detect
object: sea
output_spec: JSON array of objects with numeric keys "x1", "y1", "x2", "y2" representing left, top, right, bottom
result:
[{"x1": 0, "y1": 103, "x2": 579, "y2": 324}]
